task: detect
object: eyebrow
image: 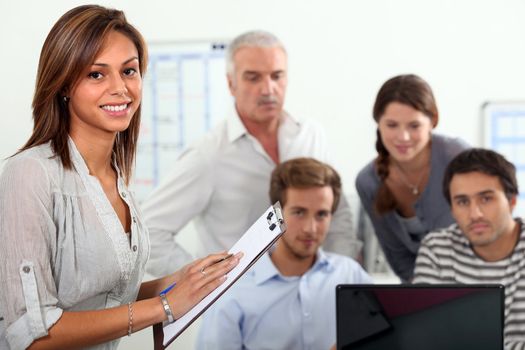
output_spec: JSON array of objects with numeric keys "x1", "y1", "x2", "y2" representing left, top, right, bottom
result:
[
  {"x1": 243, "y1": 69, "x2": 285, "y2": 75},
  {"x1": 452, "y1": 189, "x2": 495, "y2": 200},
  {"x1": 288, "y1": 206, "x2": 306, "y2": 211},
  {"x1": 92, "y1": 56, "x2": 139, "y2": 67}
]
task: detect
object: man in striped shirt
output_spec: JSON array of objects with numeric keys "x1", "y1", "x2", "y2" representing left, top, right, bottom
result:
[{"x1": 413, "y1": 148, "x2": 525, "y2": 349}]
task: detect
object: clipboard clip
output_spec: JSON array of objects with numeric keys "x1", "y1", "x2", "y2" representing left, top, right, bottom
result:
[{"x1": 267, "y1": 206, "x2": 284, "y2": 231}]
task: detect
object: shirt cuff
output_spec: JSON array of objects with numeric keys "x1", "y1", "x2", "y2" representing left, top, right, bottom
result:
[{"x1": 5, "y1": 307, "x2": 63, "y2": 350}]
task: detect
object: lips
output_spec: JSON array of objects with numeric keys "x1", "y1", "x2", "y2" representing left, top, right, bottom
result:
[
  {"x1": 395, "y1": 144, "x2": 411, "y2": 153},
  {"x1": 258, "y1": 101, "x2": 277, "y2": 109},
  {"x1": 100, "y1": 103, "x2": 130, "y2": 112},
  {"x1": 298, "y1": 238, "x2": 316, "y2": 246},
  {"x1": 468, "y1": 222, "x2": 490, "y2": 234}
]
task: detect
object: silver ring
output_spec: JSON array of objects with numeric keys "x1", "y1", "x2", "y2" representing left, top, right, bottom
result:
[{"x1": 200, "y1": 267, "x2": 207, "y2": 277}]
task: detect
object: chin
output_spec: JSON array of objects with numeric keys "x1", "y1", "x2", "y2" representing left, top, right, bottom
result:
[
  {"x1": 391, "y1": 150, "x2": 415, "y2": 161},
  {"x1": 255, "y1": 114, "x2": 279, "y2": 123},
  {"x1": 110, "y1": 119, "x2": 134, "y2": 132},
  {"x1": 468, "y1": 236, "x2": 495, "y2": 247},
  {"x1": 299, "y1": 248, "x2": 317, "y2": 258}
]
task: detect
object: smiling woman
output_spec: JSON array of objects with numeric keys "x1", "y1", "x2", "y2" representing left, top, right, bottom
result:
[
  {"x1": 0, "y1": 5, "x2": 241, "y2": 350},
  {"x1": 355, "y1": 74, "x2": 471, "y2": 282},
  {"x1": 68, "y1": 30, "x2": 142, "y2": 141}
]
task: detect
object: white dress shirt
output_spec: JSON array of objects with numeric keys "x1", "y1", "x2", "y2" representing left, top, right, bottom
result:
[
  {"x1": 142, "y1": 110, "x2": 361, "y2": 276},
  {"x1": 0, "y1": 140, "x2": 150, "y2": 350}
]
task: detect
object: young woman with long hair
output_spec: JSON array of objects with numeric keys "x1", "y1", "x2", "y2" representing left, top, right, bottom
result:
[{"x1": 0, "y1": 5, "x2": 241, "y2": 349}]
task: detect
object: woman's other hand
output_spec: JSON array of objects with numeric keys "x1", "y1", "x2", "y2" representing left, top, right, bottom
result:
[{"x1": 165, "y1": 251, "x2": 243, "y2": 319}]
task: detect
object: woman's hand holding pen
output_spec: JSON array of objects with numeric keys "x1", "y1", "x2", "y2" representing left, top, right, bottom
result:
[{"x1": 165, "y1": 251, "x2": 243, "y2": 320}]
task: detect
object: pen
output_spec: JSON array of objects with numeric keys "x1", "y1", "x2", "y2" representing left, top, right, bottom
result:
[{"x1": 160, "y1": 282, "x2": 176, "y2": 295}]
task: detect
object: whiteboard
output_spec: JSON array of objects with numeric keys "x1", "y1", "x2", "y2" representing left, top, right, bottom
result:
[
  {"x1": 132, "y1": 40, "x2": 232, "y2": 200},
  {"x1": 482, "y1": 101, "x2": 525, "y2": 216}
]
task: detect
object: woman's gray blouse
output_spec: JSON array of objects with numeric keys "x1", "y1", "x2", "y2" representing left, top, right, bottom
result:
[
  {"x1": 0, "y1": 140, "x2": 150, "y2": 350},
  {"x1": 355, "y1": 133, "x2": 470, "y2": 282}
]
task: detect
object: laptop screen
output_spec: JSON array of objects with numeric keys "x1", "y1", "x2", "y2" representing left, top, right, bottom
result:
[{"x1": 336, "y1": 284, "x2": 504, "y2": 350}]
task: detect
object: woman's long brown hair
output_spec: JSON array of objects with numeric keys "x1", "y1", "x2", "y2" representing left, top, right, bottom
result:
[
  {"x1": 372, "y1": 74, "x2": 438, "y2": 215},
  {"x1": 19, "y1": 5, "x2": 148, "y2": 185}
]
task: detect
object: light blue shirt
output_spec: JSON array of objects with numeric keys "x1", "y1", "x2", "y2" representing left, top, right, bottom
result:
[{"x1": 196, "y1": 249, "x2": 372, "y2": 350}]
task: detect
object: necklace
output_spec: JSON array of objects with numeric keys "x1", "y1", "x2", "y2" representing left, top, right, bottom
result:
[{"x1": 393, "y1": 161, "x2": 428, "y2": 196}]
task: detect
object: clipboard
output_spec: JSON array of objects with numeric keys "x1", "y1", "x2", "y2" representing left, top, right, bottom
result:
[{"x1": 155, "y1": 202, "x2": 286, "y2": 349}]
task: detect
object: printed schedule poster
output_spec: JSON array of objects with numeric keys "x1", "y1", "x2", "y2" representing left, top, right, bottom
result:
[
  {"x1": 133, "y1": 41, "x2": 232, "y2": 201},
  {"x1": 482, "y1": 102, "x2": 525, "y2": 216}
]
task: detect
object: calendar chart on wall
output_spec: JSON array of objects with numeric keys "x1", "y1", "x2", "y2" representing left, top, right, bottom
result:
[
  {"x1": 482, "y1": 101, "x2": 525, "y2": 216},
  {"x1": 133, "y1": 41, "x2": 231, "y2": 201}
]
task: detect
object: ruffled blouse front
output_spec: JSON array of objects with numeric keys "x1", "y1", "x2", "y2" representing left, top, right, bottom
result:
[{"x1": 0, "y1": 140, "x2": 150, "y2": 350}]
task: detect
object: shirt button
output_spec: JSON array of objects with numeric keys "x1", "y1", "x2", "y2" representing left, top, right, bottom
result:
[
  {"x1": 132, "y1": 245, "x2": 138, "y2": 252},
  {"x1": 23, "y1": 266, "x2": 31, "y2": 273},
  {"x1": 132, "y1": 217, "x2": 136, "y2": 223},
  {"x1": 121, "y1": 192, "x2": 127, "y2": 198}
]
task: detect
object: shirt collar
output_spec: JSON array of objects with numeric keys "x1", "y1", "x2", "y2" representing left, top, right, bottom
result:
[
  {"x1": 253, "y1": 248, "x2": 333, "y2": 285},
  {"x1": 226, "y1": 108, "x2": 248, "y2": 143},
  {"x1": 226, "y1": 106, "x2": 301, "y2": 143},
  {"x1": 253, "y1": 252, "x2": 281, "y2": 285},
  {"x1": 68, "y1": 136, "x2": 90, "y2": 176},
  {"x1": 310, "y1": 248, "x2": 333, "y2": 273},
  {"x1": 277, "y1": 110, "x2": 301, "y2": 138}
]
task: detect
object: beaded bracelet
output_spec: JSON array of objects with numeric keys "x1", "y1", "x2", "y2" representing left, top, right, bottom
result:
[
  {"x1": 160, "y1": 293, "x2": 175, "y2": 323},
  {"x1": 127, "y1": 302, "x2": 134, "y2": 336}
]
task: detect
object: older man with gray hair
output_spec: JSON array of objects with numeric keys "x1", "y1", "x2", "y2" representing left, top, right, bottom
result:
[{"x1": 143, "y1": 30, "x2": 361, "y2": 276}]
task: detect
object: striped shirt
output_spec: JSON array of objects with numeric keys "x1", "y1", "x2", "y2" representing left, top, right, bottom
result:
[{"x1": 413, "y1": 220, "x2": 525, "y2": 350}]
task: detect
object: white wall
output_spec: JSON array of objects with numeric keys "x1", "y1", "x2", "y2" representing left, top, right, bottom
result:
[
  {"x1": 3, "y1": 0, "x2": 525, "y2": 187},
  {"x1": 2, "y1": 0, "x2": 525, "y2": 348}
]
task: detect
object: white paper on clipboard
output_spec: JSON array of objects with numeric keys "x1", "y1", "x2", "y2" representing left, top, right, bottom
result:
[{"x1": 161, "y1": 203, "x2": 286, "y2": 347}]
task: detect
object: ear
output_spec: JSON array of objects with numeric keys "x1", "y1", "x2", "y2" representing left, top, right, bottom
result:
[
  {"x1": 509, "y1": 195, "x2": 518, "y2": 212},
  {"x1": 227, "y1": 74, "x2": 235, "y2": 96},
  {"x1": 431, "y1": 115, "x2": 438, "y2": 128}
]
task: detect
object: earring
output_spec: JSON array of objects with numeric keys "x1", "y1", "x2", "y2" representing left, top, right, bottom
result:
[{"x1": 63, "y1": 96, "x2": 70, "y2": 103}]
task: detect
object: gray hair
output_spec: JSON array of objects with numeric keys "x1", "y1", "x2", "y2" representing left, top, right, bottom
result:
[{"x1": 226, "y1": 30, "x2": 286, "y2": 75}]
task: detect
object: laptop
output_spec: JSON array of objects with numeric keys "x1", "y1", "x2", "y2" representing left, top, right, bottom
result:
[{"x1": 336, "y1": 284, "x2": 504, "y2": 350}]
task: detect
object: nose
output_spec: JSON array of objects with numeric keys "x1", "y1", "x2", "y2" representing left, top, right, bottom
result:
[
  {"x1": 260, "y1": 76, "x2": 275, "y2": 95},
  {"x1": 398, "y1": 128, "x2": 410, "y2": 141},
  {"x1": 302, "y1": 216, "x2": 316, "y2": 235},
  {"x1": 469, "y1": 203, "x2": 483, "y2": 220},
  {"x1": 110, "y1": 73, "x2": 128, "y2": 97}
]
